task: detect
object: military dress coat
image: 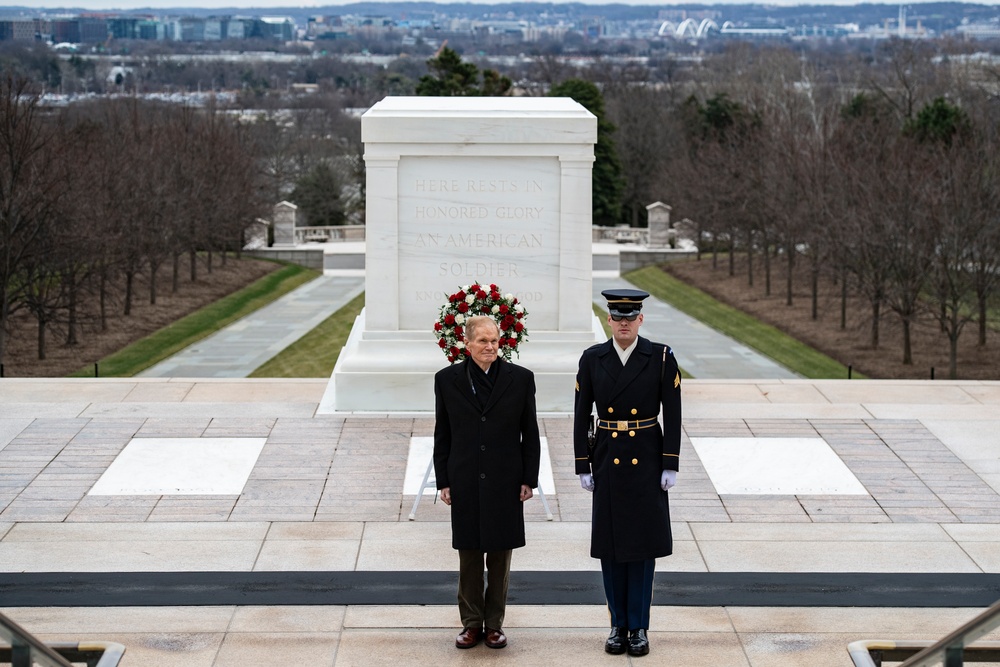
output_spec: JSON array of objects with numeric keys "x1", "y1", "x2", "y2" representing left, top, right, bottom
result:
[
  {"x1": 434, "y1": 357, "x2": 541, "y2": 553},
  {"x1": 574, "y1": 335, "x2": 682, "y2": 563}
]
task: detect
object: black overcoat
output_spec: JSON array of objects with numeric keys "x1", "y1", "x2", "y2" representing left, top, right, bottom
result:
[
  {"x1": 434, "y1": 358, "x2": 541, "y2": 552},
  {"x1": 573, "y1": 336, "x2": 682, "y2": 562}
]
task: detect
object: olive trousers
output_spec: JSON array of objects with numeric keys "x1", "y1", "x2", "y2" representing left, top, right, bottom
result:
[{"x1": 457, "y1": 549, "x2": 513, "y2": 630}]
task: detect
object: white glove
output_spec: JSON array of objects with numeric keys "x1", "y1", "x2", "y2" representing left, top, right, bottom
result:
[
  {"x1": 579, "y1": 473, "x2": 595, "y2": 492},
  {"x1": 661, "y1": 470, "x2": 676, "y2": 491}
]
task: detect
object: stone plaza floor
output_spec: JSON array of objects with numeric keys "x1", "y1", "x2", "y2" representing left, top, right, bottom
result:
[{"x1": 2, "y1": 377, "x2": 1000, "y2": 665}]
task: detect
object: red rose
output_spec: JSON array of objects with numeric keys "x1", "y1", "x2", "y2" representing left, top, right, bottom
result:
[
  {"x1": 455, "y1": 290, "x2": 466, "y2": 301},
  {"x1": 480, "y1": 306, "x2": 490, "y2": 313},
  {"x1": 491, "y1": 291, "x2": 500, "y2": 300},
  {"x1": 499, "y1": 304, "x2": 509, "y2": 314},
  {"x1": 516, "y1": 311, "x2": 523, "y2": 319},
  {"x1": 515, "y1": 322, "x2": 524, "y2": 332},
  {"x1": 470, "y1": 283, "x2": 481, "y2": 292},
  {"x1": 438, "y1": 338, "x2": 447, "y2": 348},
  {"x1": 490, "y1": 284, "x2": 498, "y2": 291},
  {"x1": 444, "y1": 313, "x2": 455, "y2": 325},
  {"x1": 458, "y1": 302, "x2": 469, "y2": 313},
  {"x1": 450, "y1": 346, "x2": 460, "y2": 357},
  {"x1": 454, "y1": 326, "x2": 463, "y2": 336},
  {"x1": 434, "y1": 322, "x2": 443, "y2": 331},
  {"x1": 477, "y1": 290, "x2": 487, "y2": 300},
  {"x1": 503, "y1": 315, "x2": 515, "y2": 328},
  {"x1": 498, "y1": 338, "x2": 507, "y2": 347},
  {"x1": 508, "y1": 338, "x2": 517, "y2": 347}
]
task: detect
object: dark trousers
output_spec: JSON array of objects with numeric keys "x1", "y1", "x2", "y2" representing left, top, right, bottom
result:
[
  {"x1": 457, "y1": 549, "x2": 512, "y2": 630},
  {"x1": 601, "y1": 558, "x2": 655, "y2": 631}
]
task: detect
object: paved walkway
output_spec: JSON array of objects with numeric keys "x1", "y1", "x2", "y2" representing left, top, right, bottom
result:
[
  {"x1": 592, "y1": 276, "x2": 798, "y2": 380},
  {"x1": 2, "y1": 378, "x2": 1000, "y2": 666},
  {"x1": 136, "y1": 244, "x2": 793, "y2": 380},
  {"x1": 139, "y1": 275, "x2": 364, "y2": 378}
]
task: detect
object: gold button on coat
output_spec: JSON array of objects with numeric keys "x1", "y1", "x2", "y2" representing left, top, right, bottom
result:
[
  {"x1": 608, "y1": 407, "x2": 614, "y2": 414},
  {"x1": 611, "y1": 432, "x2": 618, "y2": 438},
  {"x1": 632, "y1": 458, "x2": 638, "y2": 465},
  {"x1": 629, "y1": 431, "x2": 635, "y2": 437},
  {"x1": 631, "y1": 408, "x2": 637, "y2": 415},
  {"x1": 614, "y1": 458, "x2": 620, "y2": 465}
]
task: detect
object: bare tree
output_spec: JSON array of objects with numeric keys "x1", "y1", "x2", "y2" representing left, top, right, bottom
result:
[{"x1": 0, "y1": 74, "x2": 60, "y2": 366}]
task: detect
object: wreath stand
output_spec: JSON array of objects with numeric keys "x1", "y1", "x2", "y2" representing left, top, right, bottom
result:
[{"x1": 408, "y1": 456, "x2": 554, "y2": 521}]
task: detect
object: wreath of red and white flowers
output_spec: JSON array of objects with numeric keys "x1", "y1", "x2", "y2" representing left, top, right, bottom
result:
[{"x1": 433, "y1": 283, "x2": 528, "y2": 363}]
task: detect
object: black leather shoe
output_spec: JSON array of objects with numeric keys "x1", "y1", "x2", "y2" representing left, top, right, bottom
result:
[
  {"x1": 605, "y1": 626, "x2": 627, "y2": 654},
  {"x1": 627, "y1": 628, "x2": 650, "y2": 656}
]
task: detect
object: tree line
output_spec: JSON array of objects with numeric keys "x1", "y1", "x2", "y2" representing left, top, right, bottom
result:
[
  {"x1": 621, "y1": 42, "x2": 1000, "y2": 379},
  {"x1": 3, "y1": 39, "x2": 1000, "y2": 377},
  {"x1": 418, "y1": 42, "x2": 1000, "y2": 378},
  {"x1": 0, "y1": 75, "x2": 269, "y2": 366}
]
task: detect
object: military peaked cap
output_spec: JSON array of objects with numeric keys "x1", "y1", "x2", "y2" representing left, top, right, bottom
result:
[{"x1": 601, "y1": 288, "x2": 650, "y2": 316}]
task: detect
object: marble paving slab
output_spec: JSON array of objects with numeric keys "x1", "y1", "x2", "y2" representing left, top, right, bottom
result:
[
  {"x1": 0, "y1": 418, "x2": 33, "y2": 452},
  {"x1": 690, "y1": 437, "x2": 868, "y2": 495},
  {"x1": 88, "y1": 438, "x2": 267, "y2": 495}
]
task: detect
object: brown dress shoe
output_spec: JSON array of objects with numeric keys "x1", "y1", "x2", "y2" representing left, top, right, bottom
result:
[
  {"x1": 456, "y1": 626, "x2": 483, "y2": 649},
  {"x1": 484, "y1": 627, "x2": 507, "y2": 649}
]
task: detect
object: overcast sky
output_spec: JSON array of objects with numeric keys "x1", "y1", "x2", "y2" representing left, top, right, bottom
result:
[{"x1": 20, "y1": 0, "x2": 1000, "y2": 10}]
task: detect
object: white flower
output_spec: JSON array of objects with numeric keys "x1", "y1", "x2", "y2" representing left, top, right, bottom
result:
[
  {"x1": 515, "y1": 304, "x2": 524, "y2": 313},
  {"x1": 505, "y1": 293, "x2": 514, "y2": 301},
  {"x1": 456, "y1": 341, "x2": 465, "y2": 349},
  {"x1": 465, "y1": 294, "x2": 475, "y2": 304},
  {"x1": 491, "y1": 305, "x2": 500, "y2": 314},
  {"x1": 455, "y1": 314, "x2": 465, "y2": 325}
]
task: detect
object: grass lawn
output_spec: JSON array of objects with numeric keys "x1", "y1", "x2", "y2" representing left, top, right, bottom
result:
[
  {"x1": 625, "y1": 265, "x2": 861, "y2": 379},
  {"x1": 73, "y1": 259, "x2": 856, "y2": 381},
  {"x1": 73, "y1": 263, "x2": 319, "y2": 377},
  {"x1": 250, "y1": 291, "x2": 365, "y2": 378}
]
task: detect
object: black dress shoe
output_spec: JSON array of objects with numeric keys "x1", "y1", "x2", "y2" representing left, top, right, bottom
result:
[
  {"x1": 627, "y1": 628, "x2": 650, "y2": 656},
  {"x1": 605, "y1": 626, "x2": 627, "y2": 654},
  {"x1": 456, "y1": 626, "x2": 483, "y2": 649}
]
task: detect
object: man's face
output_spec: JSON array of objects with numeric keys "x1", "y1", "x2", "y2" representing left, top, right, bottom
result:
[
  {"x1": 468, "y1": 322, "x2": 500, "y2": 369},
  {"x1": 608, "y1": 311, "x2": 643, "y2": 349}
]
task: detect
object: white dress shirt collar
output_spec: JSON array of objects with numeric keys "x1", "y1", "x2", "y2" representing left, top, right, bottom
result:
[{"x1": 613, "y1": 336, "x2": 639, "y2": 366}]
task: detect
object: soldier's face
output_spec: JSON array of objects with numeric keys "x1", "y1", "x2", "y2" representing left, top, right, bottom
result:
[{"x1": 608, "y1": 312, "x2": 642, "y2": 348}]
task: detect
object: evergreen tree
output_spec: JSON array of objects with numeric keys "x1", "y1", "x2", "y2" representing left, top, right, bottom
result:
[
  {"x1": 415, "y1": 47, "x2": 511, "y2": 97},
  {"x1": 290, "y1": 162, "x2": 345, "y2": 227},
  {"x1": 549, "y1": 79, "x2": 623, "y2": 226},
  {"x1": 905, "y1": 97, "x2": 970, "y2": 146}
]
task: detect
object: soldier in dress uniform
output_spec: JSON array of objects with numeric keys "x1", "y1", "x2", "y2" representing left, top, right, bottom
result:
[{"x1": 574, "y1": 288, "x2": 682, "y2": 657}]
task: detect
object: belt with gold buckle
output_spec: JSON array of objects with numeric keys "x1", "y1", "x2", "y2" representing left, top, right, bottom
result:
[{"x1": 596, "y1": 417, "x2": 658, "y2": 431}]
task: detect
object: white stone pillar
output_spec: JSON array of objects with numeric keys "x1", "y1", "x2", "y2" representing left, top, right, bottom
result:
[
  {"x1": 272, "y1": 201, "x2": 297, "y2": 247},
  {"x1": 646, "y1": 201, "x2": 672, "y2": 248}
]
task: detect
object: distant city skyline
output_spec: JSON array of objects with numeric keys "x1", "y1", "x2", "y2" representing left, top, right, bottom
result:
[{"x1": 16, "y1": 0, "x2": 1000, "y2": 11}]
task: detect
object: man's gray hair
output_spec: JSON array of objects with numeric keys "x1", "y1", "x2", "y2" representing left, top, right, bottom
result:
[{"x1": 466, "y1": 315, "x2": 500, "y2": 339}]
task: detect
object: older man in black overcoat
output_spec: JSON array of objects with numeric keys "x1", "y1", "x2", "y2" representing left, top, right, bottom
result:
[
  {"x1": 434, "y1": 315, "x2": 541, "y2": 651},
  {"x1": 574, "y1": 288, "x2": 682, "y2": 657}
]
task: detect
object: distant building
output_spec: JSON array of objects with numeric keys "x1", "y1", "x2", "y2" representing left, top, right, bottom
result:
[
  {"x1": 78, "y1": 17, "x2": 109, "y2": 43},
  {"x1": 0, "y1": 18, "x2": 36, "y2": 41},
  {"x1": 107, "y1": 16, "x2": 139, "y2": 39},
  {"x1": 259, "y1": 16, "x2": 294, "y2": 41},
  {"x1": 957, "y1": 22, "x2": 1000, "y2": 39}
]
